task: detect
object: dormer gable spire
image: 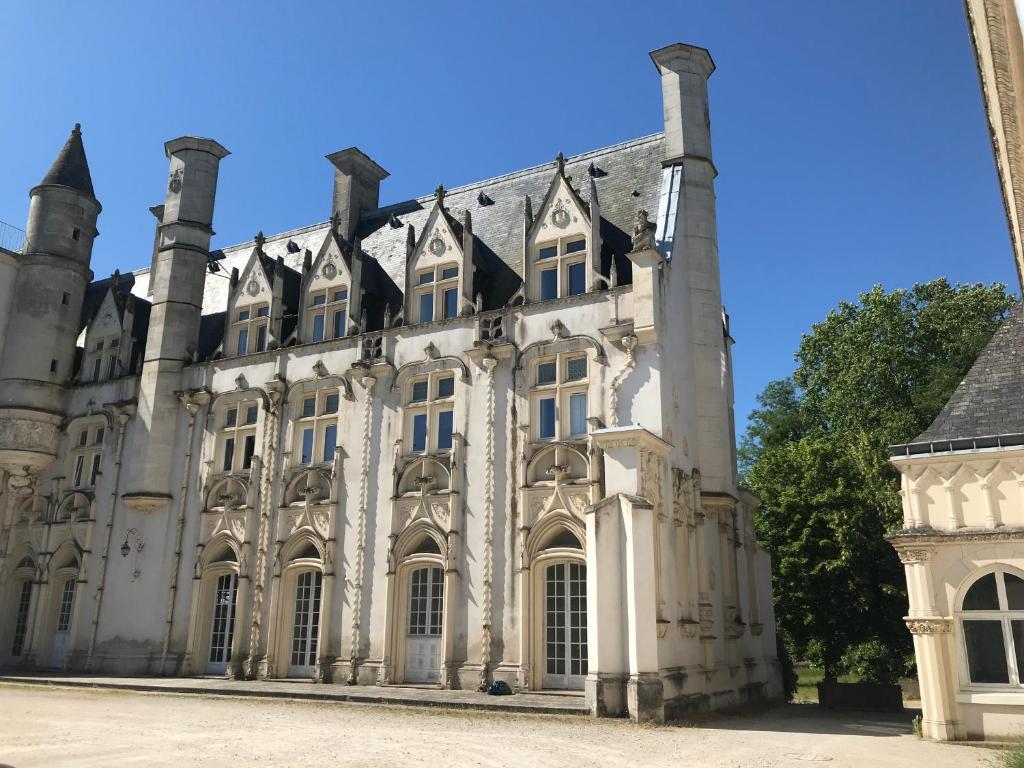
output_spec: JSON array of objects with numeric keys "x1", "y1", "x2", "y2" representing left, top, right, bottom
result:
[{"x1": 435, "y1": 184, "x2": 447, "y2": 209}]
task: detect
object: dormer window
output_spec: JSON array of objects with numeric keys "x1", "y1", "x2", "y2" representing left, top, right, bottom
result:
[
  {"x1": 308, "y1": 287, "x2": 348, "y2": 342},
  {"x1": 535, "y1": 237, "x2": 587, "y2": 302},
  {"x1": 233, "y1": 304, "x2": 269, "y2": 356},
  {"x1": 87, "y1": 336, "x2": 122, "y2": 383},
  {"x1": 414, "y1": 265, "x2": 460, "y2": 324},
  {"x1": 405, "y1": 372, "x2": 456, "y2": 455}
]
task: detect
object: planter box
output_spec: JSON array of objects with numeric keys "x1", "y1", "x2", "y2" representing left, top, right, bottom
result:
[{"x1": 817, "y1": 681, "x2": 903, "y2": 712}]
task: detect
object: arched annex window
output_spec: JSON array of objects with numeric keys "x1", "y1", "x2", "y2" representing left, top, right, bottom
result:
[{"x1": 959, "y1": 568, "x2": 1024, "y2": 686}]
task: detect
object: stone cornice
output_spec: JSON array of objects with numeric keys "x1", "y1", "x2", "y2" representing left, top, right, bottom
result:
[{"x1": 888, "y1": 525, "x2": 1024, "y2": 545}]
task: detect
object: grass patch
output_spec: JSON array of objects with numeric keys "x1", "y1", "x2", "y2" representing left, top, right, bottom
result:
[{"x1": 794, "y1": 666, "x2": 856, "y2": 702}]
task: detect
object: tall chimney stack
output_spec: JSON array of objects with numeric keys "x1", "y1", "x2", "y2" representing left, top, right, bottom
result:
[{"x1": 326, "y1": 147, "x2": 389, "y2": 241}]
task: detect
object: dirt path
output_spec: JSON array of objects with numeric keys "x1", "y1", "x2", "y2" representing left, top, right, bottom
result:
[{"x1": 0, "y1": 685, "x2": 991, "y2": 768}]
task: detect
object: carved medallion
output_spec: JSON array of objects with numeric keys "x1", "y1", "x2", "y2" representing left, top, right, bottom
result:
[
  {"x1": 322, "y1": 261, "x2": 338, "y2": 280},
  {"x1": 551, "y1": 200, "x2": 571, "y2": 229},
  {"x1": 246, "y1": 279, "x2": 260, "y2": 297},
  {"x1": 428, "y1": 235, "x2": 446, "y2": 256}
]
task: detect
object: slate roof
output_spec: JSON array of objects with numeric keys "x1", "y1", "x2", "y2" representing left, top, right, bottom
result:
[
  {"x1": 894, "y1": 302, "x2": 1024, "y2": 453},
  {"x1": 40, "y1": 124, "x2": 96, "y2": 200},
  {"x1": 110, "y1": 132, "x2": 665, "y2": 357}
]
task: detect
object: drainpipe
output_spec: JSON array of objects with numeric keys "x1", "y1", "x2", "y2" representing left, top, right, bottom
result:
[
  {"x1": 86, "y1": 405, "x2": 133, "y2": 671},
  {"x1": 160, "y1": 395, "x2": 203, "y2": 674}
]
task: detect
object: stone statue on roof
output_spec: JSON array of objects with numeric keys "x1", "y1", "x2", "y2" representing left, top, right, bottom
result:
[{"x1": 631, "y1": 209, "x2": 657, "y2": 252}]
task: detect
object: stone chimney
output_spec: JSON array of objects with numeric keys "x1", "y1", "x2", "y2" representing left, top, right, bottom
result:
[
  {"x1": 649, "y1": 43, "x2": 715, "y2": 163},
  {"x1": 326, "y1": 147, "x2": 389, "y2": 241}
]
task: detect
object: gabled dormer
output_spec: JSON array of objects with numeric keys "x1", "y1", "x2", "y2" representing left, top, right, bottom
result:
[
  {"x1": 222, "y1": 232, "x2": 299, "y2": 357},
  {"x1": 404, "y1": 186, "x2": 475, "y2": 325},
  {"x1": 298, "y1": 223, "x2": 363, "y2": 343},
  {"x1": 79, "y1": 275, "x2": 149, "y2": 383},
  {"x1": 524, "y1": 154, "x2": 602, "y2": 303}
]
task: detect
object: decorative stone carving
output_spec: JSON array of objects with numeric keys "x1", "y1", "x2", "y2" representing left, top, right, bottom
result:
[
  {"x1": 905, "y1": 618, "x2": 952, "y2": 635},
  {"x1": 551, "y1": 200, "x2": 571, "y2": 229},
  {"x1": 897, "y1": 548, "x2": 932, "y2": 565},
  {"x1": 630, "y1": 209, "x2": 657, "y2": 252}
]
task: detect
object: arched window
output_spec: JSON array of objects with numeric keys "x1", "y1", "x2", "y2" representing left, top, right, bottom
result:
[{"x1": 959, "y1": 569, "x2": 1024, "y2": 686}]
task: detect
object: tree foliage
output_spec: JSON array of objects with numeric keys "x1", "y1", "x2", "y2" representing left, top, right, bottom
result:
[{"x1": 743, "y1": 280, "x2": 1015, "y2": 679}]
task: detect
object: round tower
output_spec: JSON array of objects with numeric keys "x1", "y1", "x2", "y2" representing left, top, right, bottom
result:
[{"x1": 0, "y1": 123, "x2": 101, "y2": 472}]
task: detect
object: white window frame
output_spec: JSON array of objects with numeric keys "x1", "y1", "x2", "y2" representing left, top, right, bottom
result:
[
  {"x1": 530, "y1": 353, "x2": 589, "y2": 442},
  {"x1": 958, "y1": 568, "x2": 1024, "y2": 690},
  {"x1": 232, "y1": 303, "x2": 269, "y2": 356},
  {"x1": 307, "y1": 286, "x2": 349, "y2": 342},
  {"x1": 413, "y1": 263, "x2": 460, "y2": 324},
  {"x1": 533, "y1": 236, "x2": 588, "y2": 302},
  {"x1": 404, "y1": 371, "x2": 457, "y2": 456},
  {"x1": 217, "y1": 401, "x2": 260, "y2": 474},
  {"x1": 292, "y1": 388, "x2": 341, "y2": 467}
]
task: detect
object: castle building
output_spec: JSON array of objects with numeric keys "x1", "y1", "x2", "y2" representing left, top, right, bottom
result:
[{"x1": 0, "y1": 42, "x2": 780, "y2": 722}]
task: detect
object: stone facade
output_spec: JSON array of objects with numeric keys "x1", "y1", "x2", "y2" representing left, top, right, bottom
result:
[{"x1": 0, "y1": 42, "x2": 781, "y2": 721}]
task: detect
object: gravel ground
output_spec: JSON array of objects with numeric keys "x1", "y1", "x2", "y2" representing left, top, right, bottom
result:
[{"x1": 0, "y1": 684, "x2": 992, "y2": 768}]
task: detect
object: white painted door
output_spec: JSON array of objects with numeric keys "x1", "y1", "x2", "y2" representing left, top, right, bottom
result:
[
  {"x1": 543, "y1": 562, "x2": 587, "y2": 690},
  {"x1": 405, "y1": 566, "x2": 443, "y2": 683},
  {"x1": 289, "y1": 570, "x2": 322, "y2": 678},
  {"x1": 49, "y1": 579, "x2": 76, "y2": 668},
  {"x1": 206, "y1": 573, "x2": 237, "y2": 675}
]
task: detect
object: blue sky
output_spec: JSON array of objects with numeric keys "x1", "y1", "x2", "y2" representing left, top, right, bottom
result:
[{"x1": 0, "y1": 1, "x2": 1015, "y2": 437}]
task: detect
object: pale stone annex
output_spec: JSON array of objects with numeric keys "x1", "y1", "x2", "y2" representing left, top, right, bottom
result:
[
  {"x1": 0, "y1": 42, "x2": 781, "y2": 723},
  {"x1": 885, "y1": 0, "x2": 1024, "y2": 742}
]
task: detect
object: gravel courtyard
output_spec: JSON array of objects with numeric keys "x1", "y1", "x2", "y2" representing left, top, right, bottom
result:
[{"x1": 0, "y1": 684, "x2": 992, "y2": 768}]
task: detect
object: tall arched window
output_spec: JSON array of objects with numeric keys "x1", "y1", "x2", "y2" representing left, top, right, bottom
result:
[{"x1": 959, "y1": 568, "x2": 1024, "y2": 686}]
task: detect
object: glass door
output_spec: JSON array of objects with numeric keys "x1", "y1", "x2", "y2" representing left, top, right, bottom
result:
[
  {"x1": 207, "y1": 573, "x2": 237, "y2": 674},
  {"x1": 289, "y1": 570, "x2": 322, "y2": 678},
  {"x1": 49, "y1": 579, "x2": 76, "y2": 668},
  {"x1": 543, "y1": 562, "x2": 587, "y2": 690},
  {"x1": 405, "y1": 566, "x2": 443, "y2": 683}
]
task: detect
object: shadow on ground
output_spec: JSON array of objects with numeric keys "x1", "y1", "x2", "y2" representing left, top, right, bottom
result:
[{"x1": 673, "y1": 702, "x2": 922, "y2": 737}]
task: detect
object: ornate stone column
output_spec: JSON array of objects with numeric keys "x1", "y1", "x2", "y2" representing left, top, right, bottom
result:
[
  {"x1": 244, "y1": 382, "x2": 283, "y2": 679},
  {"x1": 477, "y1": 354, "x2": 498, "y2": 690},
  {"x1": 347, "y1": 374, "x2": 376, "y2": 684}
]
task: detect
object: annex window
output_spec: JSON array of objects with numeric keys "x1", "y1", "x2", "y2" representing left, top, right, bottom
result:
[
  {"x1": 404, "y1": 371, "x2": 456, "y2": 455},
  {"x1": 232, "y1": 303, "x2": 269, "y2": 356},
  {"x1": 959, "y1": 569, "x2": 1024, "y2": 687},
  {"x1": 533, "y1": 236, "x2": 588, "y2": 302},
  {"x1": 413, "y1": 264, "x2": 460, "y2": 324},
  {"x1": 307, "y1": 286, "x2": 348, "y2": 343},
  {"x1": 293, "y1": 388, "x2": 340, "y2": 466},
  {"x1": 68, "y1": 423, "x2": 105, "y2": 489},
  {"x1": 531, "y1": 353, "x2": 589, "y2": 441},
  {"x1": 218, "y1": 401, "x2": 259, "y2": 474}
]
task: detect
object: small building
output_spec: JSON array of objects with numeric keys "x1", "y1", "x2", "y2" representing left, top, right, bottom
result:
[
  {"x1": 887, "y1": 0, "x2": 1024, "y2": 742},
  {"x1": 0, "y1": 42, "x2": 781, "y2": 722}
]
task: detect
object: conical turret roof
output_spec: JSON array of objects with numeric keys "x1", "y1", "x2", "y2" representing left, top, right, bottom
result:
[{"x1": 39, "y1": 123, "x2": 95, "y2": 198}]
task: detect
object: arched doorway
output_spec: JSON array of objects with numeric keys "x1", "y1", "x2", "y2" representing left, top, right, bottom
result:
[
  {"x1": 288, "y1": 568, "x2": 322, "y2": 678},
  {"x1": 207, "y1": 570, "x2": 238, "y2": 675},
  {"x1": 525, "y1": 521, "x2": 587, "y2": 690},
  {"x1": 405, "y1": 561, "x2": 444, "y2": 683},
  {"x1": 9, "y1": 557, "x2": 36, "y2": 661}
]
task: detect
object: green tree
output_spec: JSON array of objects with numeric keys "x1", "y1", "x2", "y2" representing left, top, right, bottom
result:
[{"x1": 744, "y1": 279, "x2": 1015, "y2": 679}]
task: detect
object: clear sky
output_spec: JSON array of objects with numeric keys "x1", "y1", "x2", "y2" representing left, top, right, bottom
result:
[{"x1": 0, "y1": 1, "x2": 1016, "y2": 437}]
